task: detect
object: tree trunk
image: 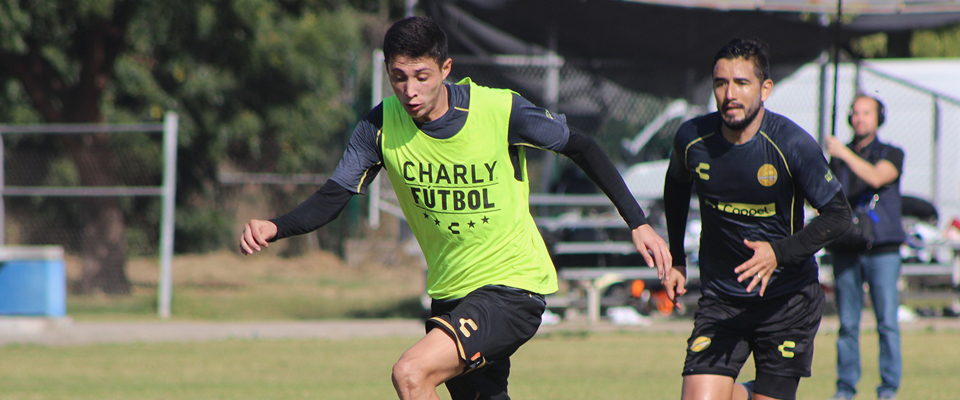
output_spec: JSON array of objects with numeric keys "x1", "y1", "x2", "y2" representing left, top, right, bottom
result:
[
  {"x1": 66, "y1": 10, "x2": 135, "y2": 294},
  {"x1": 67, "y1": 133, "x2": 131, "y2": 294},
  {"x1": 78, "y1": 197, "x2": 130, "y2": 294}
]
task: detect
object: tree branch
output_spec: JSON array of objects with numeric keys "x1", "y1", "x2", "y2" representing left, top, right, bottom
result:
[{"x1": 0, "y1": 47, "x2": 68, "y2": 122}]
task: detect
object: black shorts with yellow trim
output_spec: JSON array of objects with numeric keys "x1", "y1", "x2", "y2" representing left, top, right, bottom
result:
[
  {"x1": 428, "y1": 285, "x2": 546, "y2": 369},
  {"x1": 682, "y1": 280, "x2": 825, "y2": 379}
]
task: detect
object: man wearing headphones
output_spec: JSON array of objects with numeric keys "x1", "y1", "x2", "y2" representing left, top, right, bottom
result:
[{"x1": 824, "y1": 95, "x2": 906, "y2": 400}]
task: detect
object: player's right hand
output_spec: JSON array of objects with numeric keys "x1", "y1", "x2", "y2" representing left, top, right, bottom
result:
[
  {"x1": 662, "y1": 265, "x2": 687, "y2": 310},
  {"x1": 240, "y1": 219, "x2": 278, "y2": 255},
  {"x1": 631, "y1": 224, "x2": 673, "y2": 280}
]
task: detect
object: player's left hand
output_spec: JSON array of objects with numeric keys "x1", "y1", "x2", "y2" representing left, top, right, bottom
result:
[
  {"x1": 662, "y1": 266, "x2": 687, "y2": 311},
  {"x1": 733, "y1": 239, "x2": 778, "y2": 296},
  {"x1": 631, "y1": 224, "x2": 672, "y2": 280}
]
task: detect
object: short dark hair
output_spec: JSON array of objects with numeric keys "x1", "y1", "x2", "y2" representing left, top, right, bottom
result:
[
  {"x1": 849, "y1": 94, "x2": 887, "y2": 127},
  {"x1": 382, "y1": 16, "x2": 448, "y2": 66},
  {"x1": 713, "y1": 38, "x2": 770, "y2": 81}
]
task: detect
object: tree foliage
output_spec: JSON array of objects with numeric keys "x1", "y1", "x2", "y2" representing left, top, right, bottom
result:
[
  {"x1": 0, "y1": 0, "x2": 392, "y2": 293},
  {"x1": 850, "y1": 23, "x2": 960, "y2": 58}
]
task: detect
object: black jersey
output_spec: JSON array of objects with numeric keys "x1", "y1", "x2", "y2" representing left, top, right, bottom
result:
[{"x1": 669, "y1": 111, "x2": 841, "y2": 300}]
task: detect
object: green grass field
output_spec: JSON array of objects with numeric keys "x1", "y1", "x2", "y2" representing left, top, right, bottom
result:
[
  {"x1": 2, "y1": 330, "x2": 958, "y2": 400},
  {"x1": 44, "y1": 250, "x2": 960, "y2": 399},
  {"x1": 63, "y1": 250, "x2": 428, "y2": 321}
]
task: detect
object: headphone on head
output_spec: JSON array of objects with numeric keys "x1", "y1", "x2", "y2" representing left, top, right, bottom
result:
[{"x1": 847, "y1": 95, "x2": 886, "y2": 127}]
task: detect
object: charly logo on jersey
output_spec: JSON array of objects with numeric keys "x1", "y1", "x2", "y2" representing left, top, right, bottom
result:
[
  {"x1": 459, "y1": 317, "x2": 478, "y2": 337},
  {"x1": 757, "y1": 163, "x2": 778, "y2": 187},
  {"x1": 778, "y1": 340, "x2": 796, "y2": 358},
  {"x1": 704, "y1": 197, "x2": 776, "y2": 218},
  {"x1": 695, "y1": 163, "x2": 710, "y2": 181},
  {"x1": 402, "y1": 160, "x2": 500, "y2": 235}
]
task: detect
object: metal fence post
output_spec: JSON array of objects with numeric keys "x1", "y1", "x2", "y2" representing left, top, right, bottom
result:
[
  {"x1": 932, "y1": 96, "x2": 940, "y2": 206},
  {"x1": 0, "y1": 134, "x2": 4, "y2": 246},
  {"x1": 158, "y1": 112, "x2": 179, "y2": 319},
  {"x1": 369, "y1": 49, "x2": 385, "y2": 229}
]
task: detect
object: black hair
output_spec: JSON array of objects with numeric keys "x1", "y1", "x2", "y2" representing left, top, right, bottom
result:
[
  {"x1": 713, "y1": 38, "x2": 771, "y2": 81},
  {"x1": 382, "y1": 16, "x2": 448, "y2": 66}
]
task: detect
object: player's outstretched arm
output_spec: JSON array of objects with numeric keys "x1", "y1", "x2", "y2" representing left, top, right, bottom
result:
[
  {"x1": 555, "y1": 129, "x2": 650, "y2": 229},
  {"x1": 553, "y1": 129, "x2": 670, "y2": 273},
  {"x1": 825, "y1": 136, "x2": 899, "y2": 189},
  {"x1": 240, "y1": 219, "x2": 278, "y2": 255},
  {"x1": 270, "y1": 179, "x2": 355, "y2": 237}
]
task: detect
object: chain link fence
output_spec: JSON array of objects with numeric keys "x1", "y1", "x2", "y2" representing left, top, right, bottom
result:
[
  {"x1": 858, "y1": 63, "x2": 960, "y2": 224},
  {"x1": 3, "y1": 132, "x2": 164, "y2": 256},
  {"x1": 760, "y1": 58, "x2": 960, "y2": 228},
  {"x1": 1, "y1": 117, "x2": 177, "y2": 316}
]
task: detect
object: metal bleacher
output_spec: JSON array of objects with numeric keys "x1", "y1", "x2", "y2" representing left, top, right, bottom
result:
[{"x1": 534, "y1": 194, "x2": 960, "y2": 324}]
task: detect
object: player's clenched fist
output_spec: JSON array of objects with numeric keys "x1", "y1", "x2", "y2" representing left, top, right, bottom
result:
[{"x1": 239, "y1": 219, "x2": 278, "y2": 255}]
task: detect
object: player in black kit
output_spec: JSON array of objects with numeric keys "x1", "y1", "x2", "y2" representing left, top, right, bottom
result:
[{"x1": 661, "y1": 39, "x2": 852, "y2": 400}]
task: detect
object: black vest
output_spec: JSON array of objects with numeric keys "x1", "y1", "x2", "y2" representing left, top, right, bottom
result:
[{"x1": 832, "y1": 140, "x2": 906, "y2": 249}]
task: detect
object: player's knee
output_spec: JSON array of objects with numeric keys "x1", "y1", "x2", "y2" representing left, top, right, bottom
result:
[
  {"x1": 391, "y1": 358, "x2": 416, "y2": 383},
  {"x1": 392, "y1": 357, "x2": 426, "y2": 389}
]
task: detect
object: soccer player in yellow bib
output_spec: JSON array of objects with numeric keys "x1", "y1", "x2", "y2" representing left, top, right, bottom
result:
[{"x1": 240, "y1": 16, "x2": 671, "y2": 400}]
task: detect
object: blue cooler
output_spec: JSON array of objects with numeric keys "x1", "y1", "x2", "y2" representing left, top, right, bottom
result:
[{"x1": 0, "y1": 246, "x2": 66, "y2": 317}]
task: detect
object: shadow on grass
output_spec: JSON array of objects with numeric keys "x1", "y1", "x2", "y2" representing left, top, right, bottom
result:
[{"x1": 346, "y1": 296, "x2": 426, "y2": 319}]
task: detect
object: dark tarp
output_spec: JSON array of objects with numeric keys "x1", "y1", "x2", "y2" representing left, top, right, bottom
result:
[{"x1": 423, "y1": 0, "x2": 960, "y2": 102}]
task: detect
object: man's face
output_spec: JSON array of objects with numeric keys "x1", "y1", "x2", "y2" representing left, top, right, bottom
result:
[
  {"x1": 850, "y1": 96, "x2": 881, "y2": 138},
  {"x1": 712, "y1": 58, "x2": 772, "y2": 131},
  {"x1": 387, "y1": 55, "x2": 452, "y2": 123}
]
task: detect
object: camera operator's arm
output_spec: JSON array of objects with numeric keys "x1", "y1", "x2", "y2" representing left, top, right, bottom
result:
[{"x1": 825, "y1": 137, "x2": 900, "y2": 188}]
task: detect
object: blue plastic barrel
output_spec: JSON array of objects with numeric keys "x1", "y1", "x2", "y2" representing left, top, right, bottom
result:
[{"x1": 0, "y1": 246, "x2": 66, "y2": 317}]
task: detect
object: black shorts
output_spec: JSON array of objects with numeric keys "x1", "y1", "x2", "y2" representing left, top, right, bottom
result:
[
  {"x1": 427, "y1": 285, "x2": 546, "y2": 400},
  {"x1": 682, "y1": 281, "x2": 825, "y2": 379}
]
